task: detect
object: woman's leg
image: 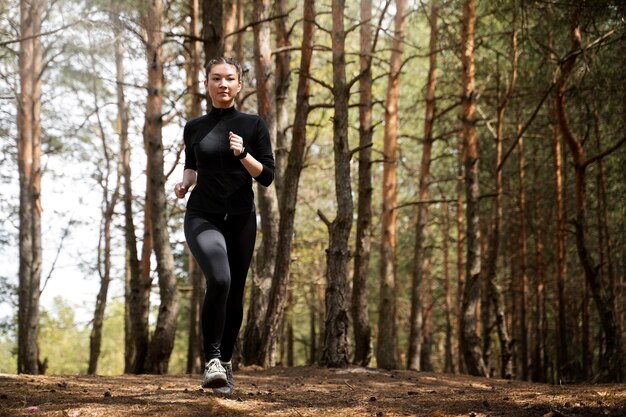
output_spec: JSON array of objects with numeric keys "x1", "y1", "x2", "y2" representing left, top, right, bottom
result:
[
  {"x1": 184, "y1": 211, "x2": 230, "y2": 361},
  {"x1": 220, "y1": 211, "x2": 257, "y2": 362}
]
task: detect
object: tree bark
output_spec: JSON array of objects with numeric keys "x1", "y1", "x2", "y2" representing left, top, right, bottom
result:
[
  {"x1": 351, "y1": 0, "x2": 374, "y2": 367},
  {"x1": 242, "y1": 0, "x2": 280, "y2": 366},
  {"x1": 184, "y1": 0, "x2": 204, "y2": 374},
  {"x1": 223, "y1": 0, "x2": 237, "y2": 57},
  {"x1": 17, "y1": 0, "x2": 44, "y2": 375},
  {"x1": 420, "y1": 257, "x2": 434, "y2": 371},
  {"x1": 442, "y1": 202, "x2": 455, "y2": 373},
  {"x1": 483, "y1": 4, "x2": 518, "y2": 378},
  {"x1": 142, "y1": 0, "x2": 180, "y2": 374},
  {"x1": 202, "y1": 0, "x2": 223, "y2": 62},
  {"x1": 531, "y1": 143, "x2": 547, "y2": 382},
  {"x1": 110, "y1": 2, "x2": 145, "y2": 374},
  {"x1": 202, "y1": 0, "x2": 223, "y2": 109},
  {"x1": 257, "y1": 0, "x2": 315, "y2": 367},
  {"x1": 551, "y1": 103, "x2": 568, "y2": 383},
  {"x1": 516, "y1": 124, "x2": 529, "y2": 380},
  {"x1": 320, "y1": 0, "x2": 353, "y2": 367},
  {"x1": 408, "y1": 0, "x2": 437, "y2": 371},
  {"x1": 376, "y1": 0, "x2": 407, "y2": 371},
  {"x1": 273, "y1": 0, "x2": 292, "y2": 198},
  {"x1": 459, "y1": 0, "x2": 488, "y2": 377},
  {"x1": 555, "y1": 8, "x2": 623, "y2": 382}
]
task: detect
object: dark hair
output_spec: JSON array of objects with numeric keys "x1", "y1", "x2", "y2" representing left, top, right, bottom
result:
[{"x1": 205, "y1": 57, "x2": 243, "y2": 81}]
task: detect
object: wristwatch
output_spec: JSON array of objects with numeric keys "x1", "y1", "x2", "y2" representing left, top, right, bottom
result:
[{"x1": 237, "y1": 147, "x2": 248, "y2": 159}]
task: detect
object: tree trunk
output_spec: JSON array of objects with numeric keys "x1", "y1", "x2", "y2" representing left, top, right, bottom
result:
[
  {"x1": 531, "y1": 143, "x2": 547, "y2": 382},
  {"x1": 551, "y1": 103, "x2": 568, "y2": 383},
  {"x1": 442, "y1": 202, "x2": 455, "y2": 373},
  {"x1": 223, "y1": 0, "x2": 237, "y2": 57},
  {"x1": 308, "y1": 277, "x2": 318, "y2": 365},
  {"x1": 459, "y1": 0, "x2": 488, "y2": 377},
  {"x1": 257, "y1": 0, "x2": 314, "y2": 367},
  {"x1": 184, "y1": 0, "x2": 204, "y2": 374},
  {"x1": 202, "y1": 0, "x2": 223, "y2": 62},
  {"x1": 142, "y1": 0, "x2": 180, "y2": 374},
  {"x1": 242, "y1": 0, "x2": 280, "y2": 366},
  {"x1": 351, "y1": 0, "x2": 374, "y2": 367},
  {"x1": 376, "y1": 0, "x2": 407, "y2": 371},
  {"x1": 17, "y1": 0, "x2": 44, "y2": 375},
  {"x1": 555, "y1": 9, "x2": 623, "y2": 382},
  {"x1": 483, "y1": 5, "x2": 518, "y2": 378},
  {"x1": 516, "y1": 126, "x2": 529, "y2": 380},
  {"x1": 319, "y1": 0, "x2": 353, "y2": 367},
  {"x1": 420, "y1": 257, "x2": 434, "y2": 372},
  {"x1": 187, "y1": 255, "x2": 205, "y2": 374},
  {"x1": 202, "y1": 0, "x2": 223, "y2": 108},
  {"x1": 273, "y1": 0, "x2": 291, "y2": 199},
  {"x1": 111, "y1": 3, "x2": 146, "y2": 373},
  {"x1": 88, "y1": 44, "x2": 121, "y2": 374},
  {"x1": 456, "y1": 142, "x2": 465, "y2": 375},
  {"x1": 408, "y1": 0, "x2": 437, "y2": 371}
]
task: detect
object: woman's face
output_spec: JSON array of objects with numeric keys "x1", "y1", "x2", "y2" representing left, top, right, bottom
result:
[{"x1": 205, "y1": 63, "x2": 241, "y2": 108}]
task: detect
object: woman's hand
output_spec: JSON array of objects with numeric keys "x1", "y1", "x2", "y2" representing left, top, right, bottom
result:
[
  {"x1": 175, "y1": 169, "x2": 198, "y2": 199},
  {"x1": 229, "y1": 131, "x2": 245, "y2": 157},
  {"x1": 174, "y1": 182, "x2": 189, "y2": 199}
]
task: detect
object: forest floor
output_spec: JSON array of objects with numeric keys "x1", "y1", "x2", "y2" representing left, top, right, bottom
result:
[{"x1": 1, "y1": 365, "x2": 625, "y2": 417}]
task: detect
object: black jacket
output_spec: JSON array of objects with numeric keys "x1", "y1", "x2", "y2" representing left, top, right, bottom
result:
[{"x1": 183, "y1": 106, "x2": 275, "y2": 215}]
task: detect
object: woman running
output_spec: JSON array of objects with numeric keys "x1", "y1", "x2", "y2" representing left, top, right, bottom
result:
[{"x1": 174, "y1": 56, "x2": 275, "y2": 395}]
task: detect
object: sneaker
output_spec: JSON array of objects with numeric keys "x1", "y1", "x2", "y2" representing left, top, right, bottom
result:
[
  {"x1": 213, "y1": 361, "x2": 234, "y2": 396},
  {"x1": 202, "y1": 358, "x2": 227, "y2": 389}
]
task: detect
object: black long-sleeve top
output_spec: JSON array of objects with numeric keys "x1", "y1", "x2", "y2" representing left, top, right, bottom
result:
[{"x1": 183, "y1": 106, "x2": 275, "y2": 215}]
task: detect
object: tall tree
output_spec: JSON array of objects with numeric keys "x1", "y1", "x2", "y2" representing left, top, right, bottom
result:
[
  {"x1": 555, "y1": 8, "x2": 624, "y2": 382},
  {"x1": 257, "y1": 0, "x2": 315, "y2": 367},
  {"x1": 109, "y1": 1, "x2": 146, "y2": 374},
  {"x1": 408, "y1": 0, "x2": 438, "y2": 371},
  {"x1": 458, "y1": 0, "x2": 488, "y2": 377},
  {"x1": 377, "y1": 0, "x2": 407, "y2": 370},
  {"x1": 551, "y1": 102, "x2": 568, "y2": 382},
  {"x1": 516, "y1": 121, "x2": 529, "y2": 380},
  {"x1": 242, "y1": 0, "x2": 280, "y2": 366},
  {"x1": 319, "y1": 0, "x2": 353, "y2": 367},
  {"x1": 184, "y1": 0, "x2": 204, "y2": 374},
  {"x1": 17, "y1": 0, "x2": 44, "y2": 375},
  {"x1": 483, "y1": 1, "x2": 517, "y2": 379},
  {"x1": 141, "y1": 0, "x2": 180, "y2": 374},
  {"x1": 351, "y1": 0, "x2": 375, "y2": 367},
  {"x1": 87, "y1": 41, "x2": 121, "y2": 375}
]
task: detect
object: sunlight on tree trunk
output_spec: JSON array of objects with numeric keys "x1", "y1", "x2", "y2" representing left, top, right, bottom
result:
[
  {"x1": 459, "y1": 0, "x2": 488, "y2": 377},
  {"x1": 17, "y1": 0, "x2": 44, "y2": 375},
  {"x1": 376, "y1": 0, "x2": 407, "y2": 371},
  {"x1": 142, "y1": 0, "x2": 180, "y2": 374},
  {"x1": 408, "y1": 0, "x2": 438, "y2": 371}
]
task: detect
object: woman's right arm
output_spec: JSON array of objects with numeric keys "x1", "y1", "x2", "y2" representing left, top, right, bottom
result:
[{"x1": 174, "y1": 168, "x2": 197, "y2": 198}]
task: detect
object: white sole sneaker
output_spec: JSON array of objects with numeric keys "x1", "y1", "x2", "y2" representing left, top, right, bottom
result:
[{"x1": 202, "y1": 359, "x2": 227, "y2": 389}]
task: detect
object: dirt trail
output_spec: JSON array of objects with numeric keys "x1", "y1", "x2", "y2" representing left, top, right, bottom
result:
[{"x1": 1, "y1": 366, "x2": 625, "y2": 416}]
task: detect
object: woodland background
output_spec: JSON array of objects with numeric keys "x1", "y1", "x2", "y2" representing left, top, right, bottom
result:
[{"x1": 1, "y1": 0, "x2": 625, "y2": 386}]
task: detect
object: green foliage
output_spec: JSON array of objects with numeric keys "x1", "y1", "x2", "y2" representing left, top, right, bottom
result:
[
  {"x1": 97, "y1": 299, "x2": 126, "y2": 375},
  {"x1": 38, "y1": 297, "x2": 90, "y2": 374}
]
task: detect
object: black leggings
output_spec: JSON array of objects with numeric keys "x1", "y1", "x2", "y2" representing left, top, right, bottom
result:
[{"x1": 184, "y1": 210, "x2": 257, "y2": 362}]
